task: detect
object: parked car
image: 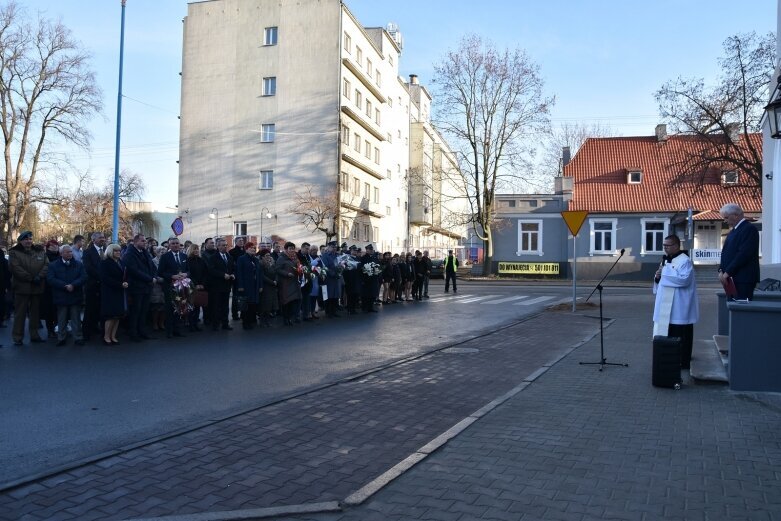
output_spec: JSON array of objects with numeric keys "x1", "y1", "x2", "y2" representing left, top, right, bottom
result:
[{"x1": 429, "y1": 259, "x2": 444, "y2": 278}]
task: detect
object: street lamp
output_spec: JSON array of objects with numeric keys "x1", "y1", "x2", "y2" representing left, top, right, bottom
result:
[
  {"x1": 208, "y1": 208, "x2": 219, "y2": 237},
  {"x1": 765, "y1": 76, "x2": 781, "y2": 139},
  {"x1": 260, "y1": 207, "x2": 273, "y2": 246}
]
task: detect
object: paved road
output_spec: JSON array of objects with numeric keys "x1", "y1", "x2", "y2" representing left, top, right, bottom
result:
[{"x1": 0, "y1": 280, "x2": 587, "y2": 485}]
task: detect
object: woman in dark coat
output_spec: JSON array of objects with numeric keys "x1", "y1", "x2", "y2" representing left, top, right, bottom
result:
[
  {"x1": 275, "y1": 242, "x2": 302, "y2": 326},
  {"x1": 42, "y1": 240, "x2": 61, "y2": 337},
  {"x1": 186, "y1": 243, "x2": 208, "y2": 331},
  {"x1": 258, "y1": 249, "x2": 278, "y2": 326},
  {"x1": 235, "y1": 243, "x2": 263, "y2": 330},
  {"x1": 404, "y1": 253, "x2": 416, "y2": 301},
  {"x1": 99, "y1": 243, "x2": 128, "y2": 345}
]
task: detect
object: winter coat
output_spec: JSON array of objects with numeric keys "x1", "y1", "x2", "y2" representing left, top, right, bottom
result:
[
  {"x1": 46, "y1": 258, "x2": 87, "y2": 306},
  {"x1": 9, "y1": 243, "x2": 49, "y2": 295},
  {"x1": 275, "y1": 253, "x2": 302, "y2": 305},
  {"x1": 259, "y1": 260, "x2": 279, "y2": 313},
  {"x1": 99, "y1": 258, "x2": 127, "y2": 318},
  {"x1": 236, "y1": 254, "x2": 263, "y2": 305}
]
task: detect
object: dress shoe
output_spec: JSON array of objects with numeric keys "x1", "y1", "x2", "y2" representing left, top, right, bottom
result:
[
  {"x1": 111, "y1": 340, "x2": 120, "y2": 345},
  {"x1": 102, "y1": 339, "x2": 113, "y2": 346},
  {"x1": 56, "y1": 339, "x2": 67, "y2": 347}
]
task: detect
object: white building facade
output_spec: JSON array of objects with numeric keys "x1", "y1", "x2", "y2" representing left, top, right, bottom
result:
[
  {"x1": 761, "y1": 0, "x2": 781, "y2": 278},
  {"x1": 178, "y1": 0, "x2": 465, "y2": 251}
]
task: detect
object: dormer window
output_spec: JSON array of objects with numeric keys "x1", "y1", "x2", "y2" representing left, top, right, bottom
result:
[
  {"x1": 627, "y1": 171, "x2": 642, "y2": 184},
  {"x1": 721, "y1": 171, "x2": 739, "y2": 185}
]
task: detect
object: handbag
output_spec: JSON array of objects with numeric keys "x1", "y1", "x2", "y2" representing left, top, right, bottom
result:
[{"x1": 192, "y1": 289, "x2": 209, "y2": 307}]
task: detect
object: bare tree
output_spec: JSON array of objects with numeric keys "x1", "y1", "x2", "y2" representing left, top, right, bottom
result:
[
  {"x1": 432, "y1": 35, "x2": 553, "y2": 274},
  {"x1": 0, "y1": 1, "x2": 102, "y2": 243},
  {"x1": 536, "y1": 122, "x2": 615, "y2": 185},
  {"x1": 656, "y1": 32, "x2": 774, "y2": 193},
  {"x1": 289, "y1": 184, "x2": 339, "y2": 243}
]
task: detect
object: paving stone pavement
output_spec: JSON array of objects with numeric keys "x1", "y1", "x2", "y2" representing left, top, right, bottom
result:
[
  {"x1": 278, "y1": 294, "x2": 781, "y2": 521},
  {"x1": 0, "y1": 309, "x2": 599, "y2": 521}
]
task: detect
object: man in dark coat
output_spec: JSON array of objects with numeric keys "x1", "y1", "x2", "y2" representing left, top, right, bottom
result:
[
  {"x1": 229, "y1": 236, "x2": 245, "y2": 321},
  {"x1": 319, "y1": 241, "x2": 342, "y2": 317},
  {"x1": 123, "y1": 233, "x2": 159, "y2": 341},
  {"x1": 157, "y1": 237, "x2": 189, "y2": 338},
  {"x1": 0, "y1": 244, "x2": 10, "y2": 328},
  {"x1": 360, "y1": 244, "x2": 380, "y2": 313},
  {"x1": 9, "y1": 231, "x2": 49, "y2": 345},
  {"x1": 206, "y1": 238, "x2": 235, "y2": 330},
  {"x1": 82, "y1": 232, "x2": 107, "y2": 341},
  {"x1": 46, "y1": 244, "x2": 87, "y2": 346},
  {"x1": 718, "y1": 203, "x2": 760, "y2": 300}
]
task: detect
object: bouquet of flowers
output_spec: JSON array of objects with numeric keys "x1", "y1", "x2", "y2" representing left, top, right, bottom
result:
[
  {"x1": 311, "y1": 265, "x2": 327, "y2": 282},
  {"x1": 171, "y1": 277, "x2": 194, "y2": 317},
  {"x1": 362, "y1": 261, "x2": 382, "y2": 277},
  {"x1": 336, "y1": 253, "x2": 359, "y2": 271}
]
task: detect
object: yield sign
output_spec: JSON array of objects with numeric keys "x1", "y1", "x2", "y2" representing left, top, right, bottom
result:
[{"x1": 561, "y1": 210, "x2": 588, "y2": 236}]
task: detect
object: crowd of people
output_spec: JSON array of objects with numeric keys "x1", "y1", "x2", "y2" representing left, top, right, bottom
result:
[{"x1": 0, "y1": 230, "x2": 461, "y2": 347}]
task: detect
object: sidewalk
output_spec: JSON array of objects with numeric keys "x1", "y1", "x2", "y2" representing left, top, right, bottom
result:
[{"x1": 2, "y1": 293, "x2": 780, "y2": 520}]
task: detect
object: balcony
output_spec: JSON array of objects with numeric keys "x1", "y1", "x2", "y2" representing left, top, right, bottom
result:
[
  {"x1": 342, "y1": 58, "x2": 387, "y2": 104},
  {"x1": 341, "y1": 152, "x2": 384, "y2": 181},
  {"x1": 341, "y1": 105, "x2": 385, "y2": 142}
]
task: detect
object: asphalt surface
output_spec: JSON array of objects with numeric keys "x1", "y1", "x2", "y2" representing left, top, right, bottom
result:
[{"x1": 0, "y1": 280, "x2": 577, "y2": 485}]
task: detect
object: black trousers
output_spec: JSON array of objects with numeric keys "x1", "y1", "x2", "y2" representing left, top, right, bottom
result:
[
  {"x1": 242, "y1": 302, "x2": 258, "y2": 328},
  {"x1": 127, "y1": 292, "x2": 150, "y2": 338},
  {"x1": 445, "y1": 272, "x2": 457, "y2": 292},
  {"x1": 210, "y1": 290, "x2": 230, "y2": 328},
  {"x1": 668, "y1": 323, "x2": 694, "y2": 369},
  {"x1": 735, "y1": 282, "x2": 755, "y2": 301},
  {"x1": 82, "y1": 283, "x2": 101, "y2": 339},
  {"x1": 163, "y1": 287, "x2": 183, "y2": 335}
]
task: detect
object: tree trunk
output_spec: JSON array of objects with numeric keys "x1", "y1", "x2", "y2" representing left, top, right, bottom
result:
[{"x1": 482, "y1": 227, "x2": 495, "y2": 275}]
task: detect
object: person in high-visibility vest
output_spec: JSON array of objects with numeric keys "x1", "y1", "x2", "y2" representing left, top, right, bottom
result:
[{"x1": 444, "y1": 250, "x2": 459, "y2": 293}]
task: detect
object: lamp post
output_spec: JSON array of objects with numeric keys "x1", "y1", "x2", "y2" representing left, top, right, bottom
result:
[
  {"x1": 765, "y1": 76, "x2": 781, "y2": 139},
  {"x1": 260, "y1": 207, "x2": 273, "y2": 247},
  {"x1": 208, "y1": 208, "x2": 219, "y2": 237}
]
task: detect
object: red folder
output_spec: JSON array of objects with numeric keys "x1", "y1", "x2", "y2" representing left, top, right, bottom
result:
[{"x1": 721, "y1": 276, "x2": 738, "y2": 298}]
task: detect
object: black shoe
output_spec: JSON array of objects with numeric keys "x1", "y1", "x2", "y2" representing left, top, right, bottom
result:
[
  {"x1": 424, "y1": 295, "x2": 430, "y2": 299},
  {"x1": 56, "y1": 339, "x2": 67, "y2": 347}
]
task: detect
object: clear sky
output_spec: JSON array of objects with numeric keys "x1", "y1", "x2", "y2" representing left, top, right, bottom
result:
[{"x1": 24, "y1": 0, "x2": 776, "y2": 211}]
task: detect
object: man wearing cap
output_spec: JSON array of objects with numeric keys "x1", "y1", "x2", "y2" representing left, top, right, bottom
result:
[
  {"x1": 320, "y1": 241, "x2": 342, "y2": 317},
  {"x1": 360, "y1": 244, "x2": 379, "y2": 313},
  {"x1": 444, "y1": 249, "x2": 459, "y2": 293},
  {"x1": 9, "y1": 231, "x2": 49, "y2": 345}
]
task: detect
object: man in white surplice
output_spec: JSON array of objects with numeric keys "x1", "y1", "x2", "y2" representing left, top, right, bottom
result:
[{"x1": 653, "y1": 234, "x2": 699, "y2": 370}]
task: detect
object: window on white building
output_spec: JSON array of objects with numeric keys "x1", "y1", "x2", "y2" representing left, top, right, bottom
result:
[
  {"x1": 373, "y1": 226, "x2": 379, "y2": 242},
  {"x1": 262, "y1": 76, "x2": 276, "y2": 96},
  {"x1": 374, "y1": 147, "x2": 380, "y2": 164},
  {"x1": 388, "y1": 97, "x2": 393, "y2": 108},
  {"x1": 355, "y1": 89, "x2": 362, "y2": 109},
  {"x1": 343, "y1": 79, "x2": 351, "y2": 100},
  {"x1": 363, "y1": 182, "x2": 370, "y2": 199},
  {"x1": 518, "y1": 220, "x2": 542, "y2": 255},
  {"x1": 343, "y1": 32, "x2": 351, "y2": 53},
  {"x1": 342, "y1": 220, "x2": 350, "y2": 239},
  {"x1": 364, "y1": 139, "x2": 371, "y2": 159},
  {"x1": 356, "y1": 46, "x2": 362, "y2": 66},
  {"x1": 342, "y1": 125, "x2": 350, "y2": 146},
  {"x1": 376, "y1": 70, "x2": 382, "y2": 87},
  {"x1": 363, "y1": 224, "x2": 370, "y2": 242},
  {"x1": 259, "y1": 170, "x2": 273, "y2": 190},
  {"x1": 590, "y1": 219, "x2": 617, "y2": 254},
  {"x1": 260, "y1": 124, "x2": 275, "y2": 142},
  {"x1": 341, "y1": 172, "x2": 348, "y2": 191},
  {"x1": 389, "y1": 55, "x2": 394, "y2": 67},
  {"x1": 354, "y1": 133, "x2": 361, "y2": 153},
  {"x1": 234, "y1": 221, "x2": 248, "y2": 237},
  {"x1": 386, "y1": 206, "x2": 391, "y2": 216},
  {"x1": 352, "y1": 223, "x2": 359, "y2": 240},
  {"x1": 366, "y1": 99, "x2": 372, "y2": 118},
  {"x1": 366, "y1": 59, "x2": 372, "y2": 76},
  {"x1": 373, "y1": 186, "x2": 379, "y2": 203},
  {"x1": 375, "y1": 108, "x2": 381, "y2": 125},
  {"x1": 263, "y1": 27, "x2": 278, "y2": 46},
  {"x1": 642, "y1": 219, "x2": 667, "y2": 254}
]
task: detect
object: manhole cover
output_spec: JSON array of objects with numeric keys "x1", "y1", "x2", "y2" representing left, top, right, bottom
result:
[{"x1": 442, "y1": 347, "x2": 480, "y2": 354}]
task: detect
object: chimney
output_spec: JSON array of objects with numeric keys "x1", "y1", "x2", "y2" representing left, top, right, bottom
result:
[
  {"x1": 562, "y1": 146, "x2": 571, "y2": 168},
  {"x1": 726, "y1": 122, "x2": 741, "y2": 143},
  {"x1": 655, "y1": 124, "x2": 667, "y2": 142},
  {"x1": 409, "y1": 74, "x2": 418, "y2": 85}
]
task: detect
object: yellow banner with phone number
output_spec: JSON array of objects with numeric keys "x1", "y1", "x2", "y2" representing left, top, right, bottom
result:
[{"x1": 498, "y1": 262, "x2": 560, "y2": 275}]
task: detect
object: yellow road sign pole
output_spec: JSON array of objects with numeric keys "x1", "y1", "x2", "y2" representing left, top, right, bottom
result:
[{"x1": 572, "y1": 233, "x2": 577, "y2": 312}]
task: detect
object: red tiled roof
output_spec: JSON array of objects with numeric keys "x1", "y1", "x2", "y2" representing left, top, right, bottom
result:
[{"x1": 564, "y1": 134, "x2": 762, "y2": 215}]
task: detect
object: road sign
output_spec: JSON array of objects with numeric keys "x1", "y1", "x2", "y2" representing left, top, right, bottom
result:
[
  {"x1": 561, "y1": 210, "x2": 588, "y2": 236},
  {"x1": 171, "y1": 216, "x2": 184, "y2": 236}
]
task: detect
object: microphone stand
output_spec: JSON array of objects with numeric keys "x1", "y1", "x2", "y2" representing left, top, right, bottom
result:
[{"x1": 581, "y1": 248, "x2": 629, "y2": 371}]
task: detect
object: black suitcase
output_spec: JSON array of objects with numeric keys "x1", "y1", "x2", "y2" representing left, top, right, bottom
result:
[{"x1": 652, "y1": 335, "x2": 682, "y2": 389}]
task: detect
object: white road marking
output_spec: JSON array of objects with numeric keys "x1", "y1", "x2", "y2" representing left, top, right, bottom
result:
[
  {"x1": 428, "y1": 294, "x2": 473, "y2": 303},
  {"x1": 482, "y1": 295, "x2": 529, "y2": 305},
  {"x1": 513, "y1": 296, "x2": 555, "y2": 306},
  {"x1": 457, "y1": 295, "x2": 501, "y2": 303}
]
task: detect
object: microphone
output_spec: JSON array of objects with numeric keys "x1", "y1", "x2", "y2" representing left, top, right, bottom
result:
[{"x1": 620, "y1": 248, "x2": 625, "y2": 256}]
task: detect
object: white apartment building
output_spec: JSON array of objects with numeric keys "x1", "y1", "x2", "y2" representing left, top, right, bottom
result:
[{"x1": 178, "y1": 0, "x2": 465, "y2": 252}]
